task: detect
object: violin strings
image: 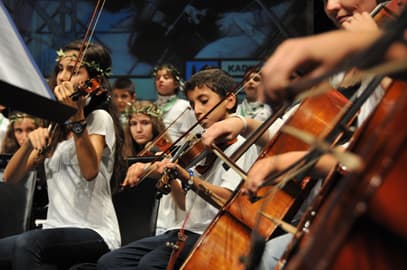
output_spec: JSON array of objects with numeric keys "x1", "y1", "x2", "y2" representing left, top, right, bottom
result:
[{"x1": 258, "y1": 73, "x2": 384, "y2": 189}]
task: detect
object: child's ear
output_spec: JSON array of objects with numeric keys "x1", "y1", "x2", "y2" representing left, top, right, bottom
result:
[{"x1": 225, "y1": 94, "x2": 237, "y2": 111}]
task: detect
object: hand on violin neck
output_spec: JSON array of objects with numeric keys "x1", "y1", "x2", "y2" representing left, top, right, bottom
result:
[
  {"x1": 122, "y1": 162, "x2": 159, "y2": 188},
  {"x1": 157, "y1": 161, "x2": 189, "y2": 182},
  {"x1": 200, "y1": 117, "x2": 241, "y2": 147},
  {"x1": 55, "y1": 81, "x2": 86, "y2": 113}
]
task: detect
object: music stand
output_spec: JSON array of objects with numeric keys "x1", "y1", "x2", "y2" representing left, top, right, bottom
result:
[
  {"x1": 1, "y1": 81, "x2": 76, "y2": 123},
  {"x1": 0, "y1": 2, "x2": 75, "y2": 123}
]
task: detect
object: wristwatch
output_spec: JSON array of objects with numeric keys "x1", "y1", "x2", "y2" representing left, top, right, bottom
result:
[{"x1": 67, "y1": 120, "x2": 87, "y2": 136}]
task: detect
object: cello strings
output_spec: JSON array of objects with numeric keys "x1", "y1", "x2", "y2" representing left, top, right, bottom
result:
[
  {"x1": 295, "y1": 58, "x2": 407, "y2": 102},
  {"x1": 245, "y1": 15, "x2": 407, "y2": 260}
]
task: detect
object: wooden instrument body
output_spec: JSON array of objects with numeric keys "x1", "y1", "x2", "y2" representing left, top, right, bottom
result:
[
  {"x1": 180, "y1": 89, "x2": 348, "y2": 270},
  {"x1": 280, "y1": 80, "x2": 407, "y2": 270}
]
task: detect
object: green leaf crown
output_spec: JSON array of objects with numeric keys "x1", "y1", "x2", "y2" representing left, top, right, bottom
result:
[
  {"x1": 56, "y1": 49, "x2": 112, "y2": 78},
  {"x1": 124, "y1": 103, "x2": 163, "y2": 120}
]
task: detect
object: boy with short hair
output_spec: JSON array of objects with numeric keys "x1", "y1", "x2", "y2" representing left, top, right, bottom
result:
[
  {"x1": 111, "y1": 77, "x2": 136, "y2": 125},
  {"x1": 97, "y1": 68, "x2": 258, "y2": 269}
]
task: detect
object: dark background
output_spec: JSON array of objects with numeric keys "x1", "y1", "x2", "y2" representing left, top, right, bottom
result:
[{"x1": 4, "y1": 0, "x2": 335, "y2": 100}]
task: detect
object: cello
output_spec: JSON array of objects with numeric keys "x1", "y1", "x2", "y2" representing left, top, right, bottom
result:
[
  {"x1": 180, "y1": 1, "x2": 407, "y2": 269},
  {"x1": 179, "y1": 87, "x2": 349, "y2": 270},
  {"x1": 279, "y1": 79, "x2": 407, "y2": 270},
  {"x1": 274, "y1": 2, "x2": 407, "y2": 269}
]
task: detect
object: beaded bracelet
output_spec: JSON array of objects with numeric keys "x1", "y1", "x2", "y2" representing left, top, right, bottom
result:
[{"x1": 183, "y1": 168, "x2": 194, "y2": 192}]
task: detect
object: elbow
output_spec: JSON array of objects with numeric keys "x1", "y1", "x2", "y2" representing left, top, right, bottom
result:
[
  {"x1": 2, "y1": 174, "x2": 10, "y2": 183},
  {"x1": 179, "y1": 201, "x2": 186, "y2": 211},
  {"x1": 177, "y1": 202, "x2": 186, "y2": 211},
  {"x1": 2, "y1": 171, "x2": 17, "y2": 183},
  {"x1": 82, "y1": 169, "x2": 99, "y2": 181}
]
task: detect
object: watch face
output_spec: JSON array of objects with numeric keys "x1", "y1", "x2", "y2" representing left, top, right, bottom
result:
[{"x1": 72, "y1": 122, "x2": 84, "y2": 134}]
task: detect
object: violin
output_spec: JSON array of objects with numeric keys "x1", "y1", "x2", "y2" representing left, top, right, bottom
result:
[
  {"x1": 176, "y1": 135, "x2": 209, "y2": 173},
  {"x1": 155, "y1": 135, "x2": 238, "y2": 196},
  {"x1": 371, "y1": 0, "x2": 406, "y2": 27},
  {"x1": 137, "y1": 136, "x2": 172, "y2": 157},
  {"x1": 38, "y1": 78, "x2": 107, "y2": 157},
  {"x1": 154, "y1": 135, "x2": 206, "y2": 196},
  {"x1": 70, "y1": 78, "x2": 105, "y2": 101}
]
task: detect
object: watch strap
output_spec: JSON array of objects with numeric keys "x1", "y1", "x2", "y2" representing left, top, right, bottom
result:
[{"x1": 65, "y1": 119, "x2": 87, "y2": 135}]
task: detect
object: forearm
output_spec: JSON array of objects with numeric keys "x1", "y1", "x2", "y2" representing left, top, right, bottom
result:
[
  {"x1": 188, "y1": 175, "x2": 233, "y2": 209},
  {"x1": 267, "y1": 151, "x2": 338, "y2": 178},
  {"x1": 74, "y1": 131, "x2": 101, "y2": 181},
  {"x1": 227, "y1": 116, "x2": 271, "y2": 148},
  {"x1": 3, "y1": 141, "x2": 38, "y2": 183},
  {"x1": 170, "y1": 180, "x2": 186, "y2": 210},
  {"x1": 241, "y1": 118, "x2": 271, "y2": 148}
]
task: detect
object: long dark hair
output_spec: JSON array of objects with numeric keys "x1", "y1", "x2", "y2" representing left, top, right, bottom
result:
[{"x1": 47, "y1": 40, "x2": 125, "y2": 193}]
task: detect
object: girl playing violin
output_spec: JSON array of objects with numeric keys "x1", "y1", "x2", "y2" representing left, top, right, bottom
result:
[
  {"x1": 98, "y1": 67, "x2": 258, "y2": 270},
  {"x1": 121, "y1": 100, "x2": 186, "y2": 237},
  {"x1": 122, "y1": 100, "x2": 170, "y2": 157},
  {"x1": 0, "y1": 40, "x2": 125, "y2": 269}
]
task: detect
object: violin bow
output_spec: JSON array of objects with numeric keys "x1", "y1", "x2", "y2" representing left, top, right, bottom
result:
[
  {"x1": 70, "y1": 0, "x2": 106, "y2": 80},
  {"x1": 138, "y1": 106, "x2": 192, "y2": 156},
  {"x1": 40, "y1": 0, "x2": 106, "y2": 156}
]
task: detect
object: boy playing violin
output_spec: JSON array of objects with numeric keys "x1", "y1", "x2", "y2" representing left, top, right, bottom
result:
[{"x1": 98, "y1": 68, "x2": 258, "y2": 269}]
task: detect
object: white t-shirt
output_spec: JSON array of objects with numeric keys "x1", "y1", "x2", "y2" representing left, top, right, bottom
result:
[
  {"x1": 157, "y1": 96, "x2": 199, "y2": 142},
  {"x1": 168, "y1": 135, "x2": 258, "y2": 234},
  {"x1": 155, "y1": 96, "x2": 201, "y2": 234},
  {"x1": 43, "y1": 109, "x2": 121, "y2": 250},
  {"x1": 236, "y1": 99, "x2": 272, "y2": 122}
]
